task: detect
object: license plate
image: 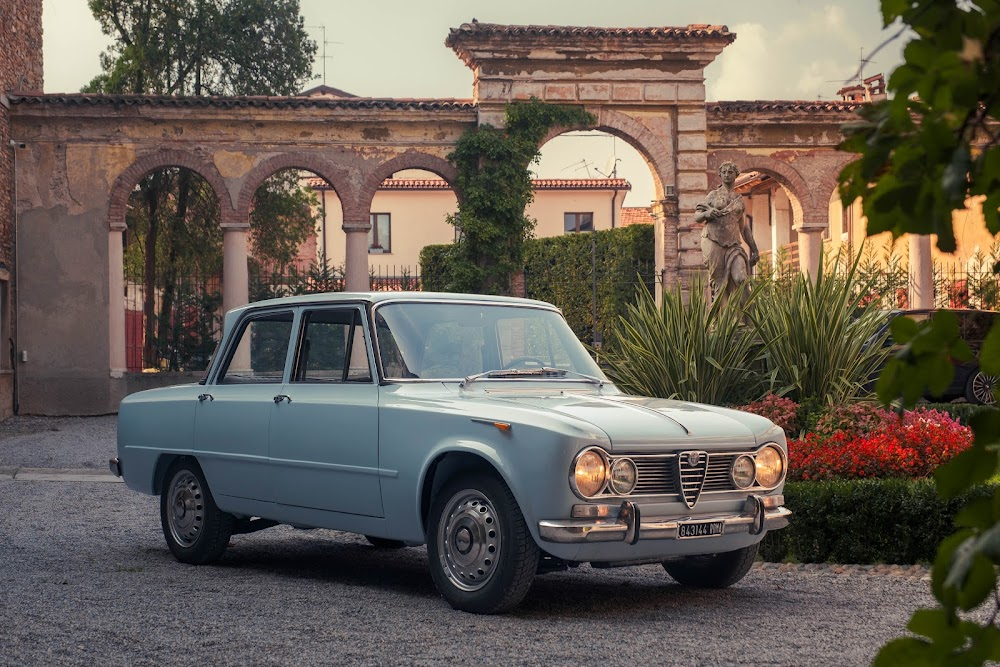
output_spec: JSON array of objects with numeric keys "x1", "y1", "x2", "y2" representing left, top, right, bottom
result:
[{"x1": 678, "y1": 521, "x2": 724, "y2": 538}]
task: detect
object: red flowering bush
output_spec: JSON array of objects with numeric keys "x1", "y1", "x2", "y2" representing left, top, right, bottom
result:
[
  {"x1": 739, "y1": 394, "x2": 799, "y2": 434},
  {"x1": 813, "y1": 402, "x2": 891, "y2": 439},
  {"x1": 788, "y1": 408, "x2": 972, "y2": 481}
]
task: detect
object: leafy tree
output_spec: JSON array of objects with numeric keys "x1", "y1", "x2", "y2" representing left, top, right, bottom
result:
[
  {"x1": 90, "y1": 0, "x2": 319, "y2": 368},
  {"x1": 839, "y1": 2, "x2": 1000, "y2": 664},
  {"x1": 442, "y1": 99, "x2": 595, "y2": 294}
]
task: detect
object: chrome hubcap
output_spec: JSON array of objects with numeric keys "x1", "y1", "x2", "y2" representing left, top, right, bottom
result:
[
  {"x1": 167, "y1": 470, "x2": 204, "y2": 548},
  {"x1": 437, "y1": 490, "x2": 501, "y2": 592},
  {"x1": 973, "y1": 372, "x2": 997, "y2": 405}
]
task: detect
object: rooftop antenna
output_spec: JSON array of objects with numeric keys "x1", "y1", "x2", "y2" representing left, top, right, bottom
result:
[
  {"x1": 562, "y1": 158, "x2": 595, "y2": 178},
  {"x1": 307, "y1": 25, "x2": 343, "y2": 85}
]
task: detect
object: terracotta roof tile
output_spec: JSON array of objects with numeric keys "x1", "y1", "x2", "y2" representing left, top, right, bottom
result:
[
  {"x1": 446, "y1": 22, "x2": 734, "y2": 44},
  {"x1": 706, "y1": 100, "x2": 863, "y2": 113},
  {"x1": 306, "y1": 176, "x2": 631, "y2": 191},
  {"x1": 621, "y1": 207, "x2": 654, "y2": 226},
  {"x1": 7, "y1": 93, "x2": 475, "y2": 111}
]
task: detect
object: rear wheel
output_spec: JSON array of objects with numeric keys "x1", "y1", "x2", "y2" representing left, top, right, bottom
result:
[
  {"x1": 663, "y1": 543, "x2": 758, "y2": 588},
  {"x1": 160, "y1": 459, "x2": 234, "y2": 565},
  {"x1": 427, "y1": 474, "x2": 539, "y2": 614},
  {"x1": 966, "y1": 369, "x2": 998, "y2": 405}
]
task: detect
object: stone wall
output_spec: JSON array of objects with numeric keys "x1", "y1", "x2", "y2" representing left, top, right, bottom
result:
[{"x1": 0, "y1": 0, "x2": 44, "y2": 417}]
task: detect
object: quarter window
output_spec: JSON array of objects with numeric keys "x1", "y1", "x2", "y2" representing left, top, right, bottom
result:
[
  {"x1": 219, "y1": 311, "x2": 294, "y2": 384},
  {"x1": 369, "y1": 213, "x2": 391, "y2": 253},
  {"x1": 294, "y1": 309, "x2": 371, "y2": 383},
  {"x1": 564, "y1": 212, "x2": 594, "y2": 233}
]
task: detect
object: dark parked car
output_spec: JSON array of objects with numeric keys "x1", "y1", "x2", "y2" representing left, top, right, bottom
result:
[{"x1": 876, "y1": 309, "x2": 999, "y2": 405}]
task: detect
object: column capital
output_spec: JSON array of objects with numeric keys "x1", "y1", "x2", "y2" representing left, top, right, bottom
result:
[
  {"x1": 109, "y1": 221, "x2": 127, "y2": 232},
  {"x1": 343, "y1": 219, "x2": 372, "y2": 233},
  {"x1": 220, "y1": 222, "x2": 250, "y2": 232},
  {"x1": 650, "y1": 195, "x2": 679, "y2": 219}
]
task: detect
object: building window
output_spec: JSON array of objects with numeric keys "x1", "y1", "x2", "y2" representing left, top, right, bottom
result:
[
  {"x1": 564, "y1": 212, "x2": 594, "y2": 234},
  {"x1": 369, "y1": 213, "x2": 391, "y2": 253}
]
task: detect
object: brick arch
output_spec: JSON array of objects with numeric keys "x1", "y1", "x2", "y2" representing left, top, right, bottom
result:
[
  {"x1": 708, "y1": 150, "x2": 815, "y2": 226},
  {"x1": 235, "y1": 153, "x2": 355, "y2": 225},
  {"x1": 108, "y1": 150, "x2": 228, "y2": 230},
  {"x1": 539, "y1": 108, "x2": 671, "y2": 199},
  {"x1": 354, "y1": 151, "x2": 458, "y2": 221}
]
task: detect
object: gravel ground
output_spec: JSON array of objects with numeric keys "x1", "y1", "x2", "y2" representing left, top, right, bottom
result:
[
  {"x1": 0, "y1": 416, "x2": 117, "y2": 469},
  {"x1": 0, "y1": 478, "x2": 941, "y2": 667}
]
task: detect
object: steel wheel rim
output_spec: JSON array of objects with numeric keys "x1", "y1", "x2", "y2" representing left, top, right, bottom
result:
[
  {"x1": 437, "y1": 490, "x2": 502, "y2": 592},
  {"x1": 973, "y1": 372, "x2": 997, "y2": 405},
  {"x1": 167, "y1": 470, "x2": 205, "y2": 548}
]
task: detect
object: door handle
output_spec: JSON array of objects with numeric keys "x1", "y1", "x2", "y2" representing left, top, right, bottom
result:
[
  {"x1": 198, "y1": 393, "x2": 214, "y2": 402},
  {"x1": 273, "y1": 394, "x2": 291, "y2": 403}
]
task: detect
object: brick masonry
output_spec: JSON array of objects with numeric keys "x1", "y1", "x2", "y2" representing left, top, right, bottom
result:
[{"x1": 1, "y1": 0, "x2": 43, "y2": 416}]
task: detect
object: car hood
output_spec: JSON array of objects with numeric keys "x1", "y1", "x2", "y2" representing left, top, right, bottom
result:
[{"x1": 476, "y1": 390, "x2": 770, "y2": 451}]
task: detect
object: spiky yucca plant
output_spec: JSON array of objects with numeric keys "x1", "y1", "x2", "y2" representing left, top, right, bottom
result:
[
  {"x1": 750, "y1": 257, "x2": 890, "y2": 405},
  {"x1": 602, "y1": 279, "x2": 766, "y2": 405}
]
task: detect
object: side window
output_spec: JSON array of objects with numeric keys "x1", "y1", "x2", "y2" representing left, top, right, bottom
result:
[
  {"x1": 294, "y1": 308, "x2": 372, "y2": 383},
  {"x1": 219, "y1": 311, "x2": 294, "y2": 384}
]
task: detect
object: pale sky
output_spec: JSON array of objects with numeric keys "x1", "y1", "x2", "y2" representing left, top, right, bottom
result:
[{"x1": 42, "y1": 0, "x2": 905, "y2": 206}]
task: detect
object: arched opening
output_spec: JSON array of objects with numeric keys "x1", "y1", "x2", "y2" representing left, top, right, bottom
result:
[
  {"x1": 122, "y1": 167, "x2": 224, "y2": 372},
  {"x1": 528, "y1": 129, "x2": 661, "y2": 345},
  {"x1": 731, "y1": 169, "x2": 808, "y2": 277},
  {"x1": 247, "y1": 169, "x2": 344, "y2": 300}
]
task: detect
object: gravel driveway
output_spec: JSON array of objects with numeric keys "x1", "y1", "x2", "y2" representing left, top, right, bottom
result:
[{"x1": 0, "y1": 416, "x2": 942, "y2": 666}]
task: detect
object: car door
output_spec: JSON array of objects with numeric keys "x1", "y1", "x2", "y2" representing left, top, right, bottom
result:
[
  {"x1": 194, "y1": 309, "x2": 295, "y2": 504},
  {"x1": 269, "y1": 305, "x2": 383, "y2": 517}
]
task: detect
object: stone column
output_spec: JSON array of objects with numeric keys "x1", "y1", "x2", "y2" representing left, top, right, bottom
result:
[
  {"x1": 343, "y1": 218, "x2": 371, "y2": 292},
  {"x1": 108, "y1": 222, "x2": 127, "y2": 377},
  {"x1": 222, "y1": 222, "x2": 250, "y2": 314},
  {"x1": 796, "y1": 225, "x2": 825, "y2": 280},
  {"x1": 222, "y1": 221, "x2": 251, "y2": 372},
  {"x1": 651, "y1": 194, "x2": 679, "y2": 303},
  {"x1": 909, "y1": 234, "x2": 934, "y2": 309}
]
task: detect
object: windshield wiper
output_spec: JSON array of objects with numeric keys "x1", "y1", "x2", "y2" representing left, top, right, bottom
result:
[{"x1": 460, "y1": 367, "x2": 604, "y2": 388}]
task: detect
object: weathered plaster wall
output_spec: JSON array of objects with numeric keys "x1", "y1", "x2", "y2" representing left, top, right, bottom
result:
[{"x1": 1, "y1": 0, "x2": 43, "y2": 417}]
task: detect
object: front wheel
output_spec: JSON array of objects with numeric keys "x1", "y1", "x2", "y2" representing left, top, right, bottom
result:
[
  {"x1": 160, "y1": 459, "x2": 234, "y2": 565},
  {"x1": 427, "y1": 474, "x2": 539, "y2": 614},
  {"x1": 663, "y1": 543, "x2": 758, "y2": 588}
]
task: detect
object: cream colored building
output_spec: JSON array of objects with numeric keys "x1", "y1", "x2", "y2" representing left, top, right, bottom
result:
[{"x1": 308, "y1": 170, "x2": 632, "y2": 273}]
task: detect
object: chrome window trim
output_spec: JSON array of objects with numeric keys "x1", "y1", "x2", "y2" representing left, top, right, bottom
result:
[
  {"x1": 369, "y1": 298, "x2": 577, "y2": 384},
  {"x1": 207, "y1": 307, "x2": 298, "y2": 386}
]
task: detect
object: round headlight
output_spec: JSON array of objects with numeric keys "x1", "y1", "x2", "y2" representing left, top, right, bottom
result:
[
  {"x1": 755, "y1": 445, "x2": 785, "y2": 487},
  {"x1": 731, "y1": 455, "x2": 756, "y2": 489},
  {"x1": 573, "y1": 449, "x2": 608, "y2": 497},
  {"x1": 609, "y1": 458, "x2": 638, "y2": 495}
]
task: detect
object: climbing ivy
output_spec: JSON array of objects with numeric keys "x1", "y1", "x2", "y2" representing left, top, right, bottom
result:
[{"x1": 439, "y1": 99, "x2": 595, "y2": 294}]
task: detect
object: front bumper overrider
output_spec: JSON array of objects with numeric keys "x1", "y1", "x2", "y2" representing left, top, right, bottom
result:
[{"x1": 538, "y1": 494, "x2": 790, "y2": 544}]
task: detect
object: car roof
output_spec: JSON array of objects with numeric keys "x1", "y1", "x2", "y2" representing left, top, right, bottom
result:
[{"x1": 243, "y1": 290, "x2": 556, "y2": 311}]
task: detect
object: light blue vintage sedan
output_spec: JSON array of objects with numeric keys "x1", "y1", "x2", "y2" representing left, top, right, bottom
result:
[{"x1": 112, "y1": 292, "x2": 790, "y2": 614}]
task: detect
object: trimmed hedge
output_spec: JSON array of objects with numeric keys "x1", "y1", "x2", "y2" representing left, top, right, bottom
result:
[
  {"x1": 522, "y1": 224, "x2": 654, "y2": 345},
  {"x1": 420, "y1": 225, "x2": 655, "y2": 345},
  {"x1": 761, "y1": 479, "x2": 995, "y2": 564}
]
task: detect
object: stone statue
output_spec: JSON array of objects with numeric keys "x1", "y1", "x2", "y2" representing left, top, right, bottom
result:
[{"x1": 695, "y1": 161, "x2": 759, "y2": 309}]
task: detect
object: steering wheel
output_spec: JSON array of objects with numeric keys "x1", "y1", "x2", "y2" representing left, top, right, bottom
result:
[{"x1": 502, "y1": 356, "x2": 548, "y2": 370}]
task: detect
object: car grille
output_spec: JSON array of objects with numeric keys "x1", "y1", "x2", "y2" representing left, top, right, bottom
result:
[{"x1": 621, "y1": 452, "x2": 743, "y2": 498}]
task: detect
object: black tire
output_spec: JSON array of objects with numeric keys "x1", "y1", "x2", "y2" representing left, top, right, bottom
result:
[
  {"x1": 965, "y1": 369, "x2": 998, "y2": 405},
  {"x1": 365, "y1": 535, "x2": 406, "y2": 549},
  {"x1": 663, "y1": 542, "x2": 759, "y2": 588},
  {"x1": 159, "y1": 459, "x2": 234, "y2": 565},
  {"x1": 427, "y1": 473, "x2": 539, "y2": 614}
]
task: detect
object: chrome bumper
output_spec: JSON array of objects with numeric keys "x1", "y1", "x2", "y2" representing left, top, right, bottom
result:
[
  {"x1": 109, "y1": 458, "x2": 121, "y2": 477},
  {"x1": 538, "y1": 495, "x2": 791, "y2": 544}
]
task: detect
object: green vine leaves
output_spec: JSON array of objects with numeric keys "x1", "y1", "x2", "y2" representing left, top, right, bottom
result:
[
  {"x1": 838, "y1": 2, "x2": 1000, "y2": 665},
  {"x1": 441, "y1": 99, "x2": 595, "y2": 295}
]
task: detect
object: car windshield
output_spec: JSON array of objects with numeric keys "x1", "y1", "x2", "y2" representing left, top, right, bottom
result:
[{"x1": 373, "y1": 302, "x2": 605, "y2": 381}]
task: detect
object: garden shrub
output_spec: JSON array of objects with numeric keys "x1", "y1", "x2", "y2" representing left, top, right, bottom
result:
[
  {"x1": 760, "y1": 479, "x2": 995, "y2": 564},
  {"x1": 738, "y1": 394, "x2": 800, "y2": 434},
  {"x1": 789, "y1": 408, "x2": 971, "y2": 481},
  {"x1": 918, "y1": 402, "x2": 998, "y2": 426},
  {"x1": 812, "y1": 401, "x2": 892, "y2": 438}
]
